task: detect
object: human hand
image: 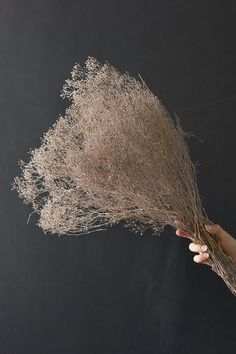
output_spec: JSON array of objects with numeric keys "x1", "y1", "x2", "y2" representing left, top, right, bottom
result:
[{"x1": 176, "y1": 224, "x2": 236, "y2": 265}]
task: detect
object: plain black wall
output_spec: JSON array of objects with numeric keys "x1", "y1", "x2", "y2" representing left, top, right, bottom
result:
[{"x1": 1, "y1": 1, "x2": 236, "y2": 353}]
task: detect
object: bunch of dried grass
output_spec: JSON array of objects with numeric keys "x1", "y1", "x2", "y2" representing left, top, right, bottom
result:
[{"x1": 12, "y1": 57, "x2": 236, "y2": 295}]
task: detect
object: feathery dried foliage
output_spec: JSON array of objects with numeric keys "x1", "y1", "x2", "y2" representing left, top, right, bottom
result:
[{"x1": 12, "y1": 57, "x2": 236, "y2": 295}]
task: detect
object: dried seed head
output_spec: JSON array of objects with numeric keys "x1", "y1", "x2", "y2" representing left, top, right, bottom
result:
[{"x1": 12, "y1": 56, "x2": 206, "y2": 237}]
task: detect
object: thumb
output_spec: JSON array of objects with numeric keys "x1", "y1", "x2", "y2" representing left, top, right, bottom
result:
[{"x1": 205, "y1": 224, "x2": 225, "y2": 242}]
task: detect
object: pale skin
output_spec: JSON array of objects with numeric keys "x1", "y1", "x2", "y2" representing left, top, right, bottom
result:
[{"x1": 175, "y1": 224, "x2": 236, "y2": 265}]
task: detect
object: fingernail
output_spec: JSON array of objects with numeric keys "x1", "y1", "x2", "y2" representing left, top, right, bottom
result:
[
  {"x1": 201, "y1": 245, "x2": 207, "y2": 252},
  {"x1": 205, "y1": 224, "x2": 214, "y2": 231},
  {"x1": 204, "y1": 253, "x2": 209, "y2": 259}
]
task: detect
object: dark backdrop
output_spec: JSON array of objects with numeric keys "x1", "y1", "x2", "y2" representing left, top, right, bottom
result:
[{"x1": 1, "y1": 1, "x2": 236, "y2": 353}]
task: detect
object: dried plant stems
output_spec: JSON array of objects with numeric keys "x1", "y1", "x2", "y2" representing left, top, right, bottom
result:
[{"x1": 12, "y1": 57, "x2": 236, "y2": 295}]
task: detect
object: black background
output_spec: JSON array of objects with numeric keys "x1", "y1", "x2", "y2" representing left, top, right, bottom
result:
[{"x1": 1, "y1": 1, "x2": 236, "y2": 353}]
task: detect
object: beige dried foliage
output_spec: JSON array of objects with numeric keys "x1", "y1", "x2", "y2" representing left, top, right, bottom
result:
[{"x1": 12, "y1": 57, "x2": 236, "y2": 295}]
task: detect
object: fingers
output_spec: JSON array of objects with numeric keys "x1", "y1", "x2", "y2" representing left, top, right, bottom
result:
[
  {"x1": 174, "y1": 220, "x2": 193, "y2": 239},
  {"x1": 176, "y1": 223, "x2": 225, "y2": 243},
  {"x1": 189, "y1": 242, "x2": 209, "y2": 265},
  {"x1": 193, "y1": 253, "x2": 209, "y2": 264},
  {"x1": 189, "y1": 242, "x2": 208, "y2": 253},
  {"x1": 176, "y1": 228, "x2": 190, "y2": 238},
  {"x1": 174, "y1": 222, "x2": 226, "y2": 267}
]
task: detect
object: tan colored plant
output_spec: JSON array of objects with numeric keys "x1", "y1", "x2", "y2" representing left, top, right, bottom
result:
[{"x1": 12, "y1": 57, "x2": 236, "y2": 295}]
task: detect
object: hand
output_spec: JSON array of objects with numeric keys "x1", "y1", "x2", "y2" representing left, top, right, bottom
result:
[{"x1": 175, "y1": 224, "x2": 236, "y2": 265}]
